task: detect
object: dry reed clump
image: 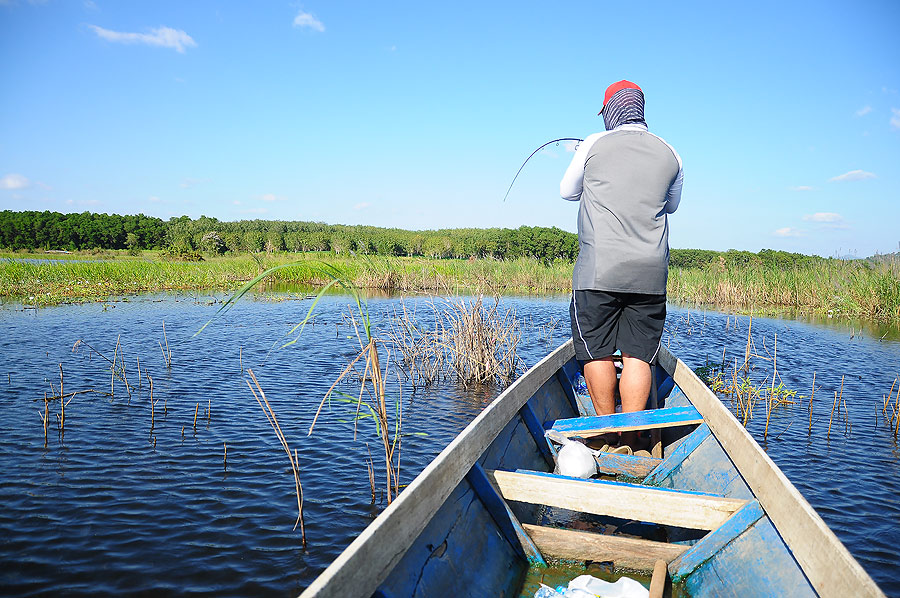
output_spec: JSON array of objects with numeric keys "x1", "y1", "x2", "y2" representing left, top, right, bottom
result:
[{"x1": 384, "y1": 295, "x2": 523, "y2": 388}]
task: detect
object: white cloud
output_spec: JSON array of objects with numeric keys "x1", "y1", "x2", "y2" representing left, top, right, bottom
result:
[
  {"x1": 563, "y1": 140, "x2": 580, "y2": 153},
  {"x1": 179, "y1": 177, "x2": 207, "y2": 189},
  {"x1": 774, "y1": 227, "x2": 804, "y2": 237},
  {"x1": 855, "y1": 105, "x2": 872, "y2": 117},
  {"x1": 293, "y1": 11, "x2": 324, "y2": 32},
  {"x1": 891, "y1": 108, "x2": 900, "y2": 131},
  {"x1": 829, "y1": 169, "x2": 876, "y2": 182},
  {"x1": 260, "y1": 193, "x2": 286, "y2": 202},
  {"x1": 354, "y1": 202, "x2": 371, "y2": 211},
  {"x1": 803, "y1": 212, "x2": 849, "y2": 230},
  {"x1": 0, "y1": 173, "x2": 29, "y2": 189},
  {"x1": 89, "y1": 25, "x2": 197, "y2": 53},
  {"x1": 790, "y1": 185, "x2": 813, "y2": 191},
  {"x1": 803, "y1": 212, "x2": 843, "y2": 223},
  {"x1": 149, "y1": 196, "x2": 160, "y2": 202}
]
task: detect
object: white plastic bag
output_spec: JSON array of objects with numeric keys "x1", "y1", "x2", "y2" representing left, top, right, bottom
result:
[
  {"x1": 567, "y1": 574, "x2": 649, "y2": 598},
  {"x1": 554, "y1": 438, "x2": 597, "y2": 478},
  {"x1": 533, "y1": 575, "x2": 648, "y2": 598}
]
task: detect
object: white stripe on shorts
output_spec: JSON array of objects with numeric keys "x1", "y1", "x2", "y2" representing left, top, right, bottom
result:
[{"x1": 572, "y1": 290, "x2": 594, "y2": 360}]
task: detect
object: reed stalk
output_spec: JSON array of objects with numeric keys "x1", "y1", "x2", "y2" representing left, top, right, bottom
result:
[
  {"x1": 365, "y1": 443, "x2": 376, "y2": 504},
  {"x1": 58, "y1": 364, "x2": 64, "y2": 433},
  {"x1": 193, "y1": 403, "x2": 199, "y2": 431},
  {"x1": 246, "y1": 369, "x2": 305, "y2": 542},
  {"x1": 40, "y1": 392, "x2": 49, "y2": 446},
  {"x1": 148, "y1": 374, "x2": 155, "y2": 430},
  {"x1": 809, "y1": 372, "x2": 816, "y2": 435},
  {"x1": 828, "y1": 391, "x2": 838, "y2": 439}
]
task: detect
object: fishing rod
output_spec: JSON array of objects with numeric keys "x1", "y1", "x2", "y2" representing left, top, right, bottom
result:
[{"x1": 502, "y1": 137, "x2": 583, "y2": 202}]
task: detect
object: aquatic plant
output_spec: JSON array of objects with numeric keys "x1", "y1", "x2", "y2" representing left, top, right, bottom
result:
[
  {"x1": 694, "y1": 322, "x2": 801, "y2": 435},
  {"x1": 384, "y1": 295, "x2": 524, "y2": 389},
  {"x1": 246, "y1": 369, "x2": 306, "y2": 543}
]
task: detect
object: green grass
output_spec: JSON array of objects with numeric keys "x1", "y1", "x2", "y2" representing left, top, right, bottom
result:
[
  {"x1": 3, "y1": 249, "x2": 899, "y2": 324},
  {"x1": 0, "y1": 251, "x2": 572, "y2": 305},
  {"x1": 668, "y1": 257, "x2": 900, "y2": 323}
]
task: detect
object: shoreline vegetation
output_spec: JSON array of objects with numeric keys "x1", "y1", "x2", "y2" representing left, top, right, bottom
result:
[
  {"x1": 0, "y1": 209, "x2": 898, "y2": 324},
  {"x1": 2, "y1": 248, "x2": 899, "y2": 325}
]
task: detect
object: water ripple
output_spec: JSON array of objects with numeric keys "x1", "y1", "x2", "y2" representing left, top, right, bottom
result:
[{"x1": 0, "y1": 295, "x2": 898, "y2": 596}]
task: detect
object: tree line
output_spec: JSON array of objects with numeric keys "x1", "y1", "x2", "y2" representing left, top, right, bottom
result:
[
  {"x1": 1, "y1": 210, "x2": 833, "y2": 268},
  {"x1": 0, "y1": 210, "x2": 578, "y2": 261}
]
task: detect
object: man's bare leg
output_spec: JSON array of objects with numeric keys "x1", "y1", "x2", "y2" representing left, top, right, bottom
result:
[
  {"x1": 583, "y1": 357, "x2": 619, "y2": 446},
  {"x1": 619, "y1": 353, "x2": 651, "y2": 449},
  {"x1": 583, "y1": 357, "x2": 616, "y2": 415}
]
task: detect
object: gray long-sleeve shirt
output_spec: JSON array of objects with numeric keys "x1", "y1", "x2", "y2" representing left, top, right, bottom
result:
[{"x1": 560, "y1": 123, "x2": 683, "y2": 294}]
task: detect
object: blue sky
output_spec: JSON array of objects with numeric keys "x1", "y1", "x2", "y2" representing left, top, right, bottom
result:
[{"x1": 1, "y1": 1, "x2": 898, "y2": 257}]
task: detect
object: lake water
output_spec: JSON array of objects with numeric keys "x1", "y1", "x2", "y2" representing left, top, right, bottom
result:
[{"x1": 1, "y1": 292, "x2": 898, "y2": 597}]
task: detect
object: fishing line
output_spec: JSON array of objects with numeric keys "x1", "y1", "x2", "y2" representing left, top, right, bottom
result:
[{"x1": 502, "y1": 137, "x2": 583, "y2": 202}]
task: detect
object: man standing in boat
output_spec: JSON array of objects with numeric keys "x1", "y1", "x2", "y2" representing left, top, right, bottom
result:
[{"x1": 560, "y1": 80, "x2": 683, "y2": 452}]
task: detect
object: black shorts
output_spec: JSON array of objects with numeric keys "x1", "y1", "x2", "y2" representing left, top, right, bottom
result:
[{"x1": 569, "y1": 289, "x2": 666, "y2": 364}]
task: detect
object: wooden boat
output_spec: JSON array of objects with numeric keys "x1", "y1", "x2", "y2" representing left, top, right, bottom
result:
[{"x1": 300, "y1": 340, "x2": 885, "y2": 597}]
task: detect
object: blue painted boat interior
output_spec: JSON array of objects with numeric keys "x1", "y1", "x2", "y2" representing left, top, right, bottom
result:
[{"x1": 374, "y1": 357, "x2": 819, "y2": 598}]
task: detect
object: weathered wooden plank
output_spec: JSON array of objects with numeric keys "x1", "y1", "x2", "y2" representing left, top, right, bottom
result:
[
  {"x1": 657, "y1": 345, "x2": 886, "y2": 598},
  {"x1": 466, "y1": 462, "x2": 546, "y2": 566},
  {"x1": 594, "y1": 452, "x2": 661, "y2": 478},
  {"x1": 522, "y1": 524, "x2": 687, "y2": 571},
  {"x1": 488, "y1": 469, "x2": 746, "y2": 531},
  {"x1": 551, "y1": 406, "x2": 703, "y2": 437},
  {"x1": 643, "y1": 423, "x2": 711, "y2": 486},
  {"x1": 519, "y1": 402, "x2": 555, "y2": 469},
  {"x1": 299, "y1": 340, "x2": 576, "y2": 598},
  {"x1": 669, "y1": 499, "x2": 764, "y2": 582}
]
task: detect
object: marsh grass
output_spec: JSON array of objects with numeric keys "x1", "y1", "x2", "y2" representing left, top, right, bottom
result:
[
  {"x1": 669, "y1": 256, "x2": 900, "y2": 323},
  {"x1": 0, "y1": 252, "x2": 570, "y2": 305},
  {"x1": 384, "y1": 295, "x2": 524, "y2": 388},
  {"x1": 5, "y1": 250, "x2": 899, "y2": 323}
]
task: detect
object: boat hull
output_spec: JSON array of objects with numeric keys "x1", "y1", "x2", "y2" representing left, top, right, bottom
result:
[{"x1": 301, "y1": 340, "x2": 884, "y2": 598}]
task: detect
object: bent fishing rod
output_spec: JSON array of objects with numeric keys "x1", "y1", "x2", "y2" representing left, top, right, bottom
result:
[{"x1": 502, "y1": 137, "x2": 583, "y2": 202}]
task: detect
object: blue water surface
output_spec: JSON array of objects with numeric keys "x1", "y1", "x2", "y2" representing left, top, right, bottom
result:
[{"x1": 0, "y1": 293, "x2": 898, "y2": 596}]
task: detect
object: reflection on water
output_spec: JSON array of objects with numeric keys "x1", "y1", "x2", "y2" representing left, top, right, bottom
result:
[{"x1": 0, "y1": 293, "x2": 898, "y2": 596}]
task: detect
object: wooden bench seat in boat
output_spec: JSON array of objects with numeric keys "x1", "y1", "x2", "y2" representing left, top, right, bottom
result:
[
  {"x1": 549, "y1": 406, "x2": 703, "y2": 439},
  {"x1": 487, "y1": 469, "x2": 746, "y2": 531}
]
